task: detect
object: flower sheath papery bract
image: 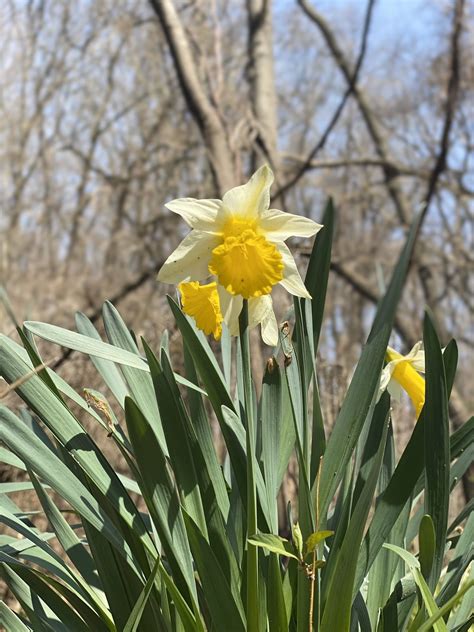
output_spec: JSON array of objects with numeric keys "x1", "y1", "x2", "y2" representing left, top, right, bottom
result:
[
  {"x1": 178, "y1": 281, "x2": 279, "y2": 346},
  {"x1": 158, "y1": 165, "x2": 323, "y2": 300},
  {"x1": 378, "y1": 341, "x2": 425, "y2": 419}
]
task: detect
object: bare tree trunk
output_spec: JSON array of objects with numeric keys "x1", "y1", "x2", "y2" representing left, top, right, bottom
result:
[
  {"x1": 246, "y1": 0, "x2": 279, "y2": 170},
  {"x1": 149, "y1": 0, "x2": 236, "y2": 193}
]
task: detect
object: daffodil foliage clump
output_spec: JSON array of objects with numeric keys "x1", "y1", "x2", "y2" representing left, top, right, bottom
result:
[{"x1": 0, "y1": 169, "x2": 472, "y2": 632}]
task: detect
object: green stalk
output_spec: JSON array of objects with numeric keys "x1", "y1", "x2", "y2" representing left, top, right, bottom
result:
[{"x1": 239, "y1": 300, "x2": 259, "y2": 632}]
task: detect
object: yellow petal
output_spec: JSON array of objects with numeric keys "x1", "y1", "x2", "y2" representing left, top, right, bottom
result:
[
  {"x1": 178, "y1": 281, "x2": 223, "y2": 340},
  {"x1": 209, "y1": 230, "x2": 283, "y2": 298},
  {"x1": 390, "y1": 360, "x2": 425, "y2": 419}
]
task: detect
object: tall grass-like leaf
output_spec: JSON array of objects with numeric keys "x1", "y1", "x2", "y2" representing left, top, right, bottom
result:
[
  {"x1": 318, "y1": 212, "x2": 421, "y2": 520},
  {"x1": 1, "y1": 559, "x2": 93, "y2": 632},
  {"x1": 143, "y1": 341, "x2": 207, "y2": 536},
  {"x1": 0, "y1": 339, "x2": 154, "y2": 557},
  {"x1": 29, "y1": 572, "x2": 113, "y2": 632},
  {"x1": 102, "y1": 302, "x2": 167, "y2": 453},
  {"x1": 436, "y1": 511, "x2": 474, "y2": 609},
  {"x1": 418, "y1": 581, "x2": 474, "y2": 632},
  {"x1": 383, "y1": 545, "x2": 447, "y2": 632},
  {"x1": 366, "y1": 423, "x2": 408, "y2": 628},
  {"x1": 0, "y1": 406, "x2": 138, "y2": 570},
  {"x1": 123, "y1": 397, "x2": 198, "y2": 607},
  {"x1": 423, "y1": 311, "x2": 450, "y2": 589},
  {"x1": 75, "y1": 312, "x2": 130, "y2": 405},
  {"x1": 267, "y1": 554, "x2": 289, "y2": 632},
  {"x1": 419, "y1": 514, "x2": 436, "y2": 582},
  {"x1": 184, "y1": 512, "x2": 246, "y2": 631},
  {"x1": 0, "y1": 601, "x2": 32, "y2": 631},
  {"x1": 321, "y1": 399, "x2": 389, "y2": 632},
  {"x1": 304, "y1": 197, "x2": 334, "y2": 351},
  {"x1": 261, "y1": 360, "x2": 282, "y2": 533},
  {"x1": 122, "y1": 558, "x2": 161, "y2": 632},
  {"x1": 167, "y1": 297, "x2": 252, "y2": 508},
  {"x1": 355, "y1": 339, "x2": 458, "y2": 590},
  {"x1": 0, "y1": 562, "x2": 62, "y2": 631},
  {"x1": 182, "y1": 345, "x2": 230, "y2": 519},
  {"x1": 27, "y1": 470, "x2": 101, "y2": 592},
  {"x1": 23, "y1": 319, "x2": 203, "y2": 394}
]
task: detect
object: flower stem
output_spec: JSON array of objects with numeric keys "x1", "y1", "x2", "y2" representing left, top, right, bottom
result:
[
  {"x1": 309, "y1": 551, "x2": 316, "y2": 632},
  {"x1": 239, "y1": 300, "x2": 259, "y2": 632}
]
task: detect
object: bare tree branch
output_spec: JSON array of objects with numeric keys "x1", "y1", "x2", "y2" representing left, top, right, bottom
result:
[
  {"x1": 295, "y1": 0, "x2": 409, "y2": 224},
  {"x1": 276, "y1": 0, "x2": 376, "y2": 199},
  {"x1": 148, "y1": 0, "x2": 236, "y2": 193}
]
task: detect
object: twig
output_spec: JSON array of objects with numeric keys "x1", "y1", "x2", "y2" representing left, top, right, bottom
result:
[
  {"x1": 0, "y1": 358, "x2": 57, "y2": 400},
  {"x1": 276, "y1": 0, "x2": 376, "y2": 200}
]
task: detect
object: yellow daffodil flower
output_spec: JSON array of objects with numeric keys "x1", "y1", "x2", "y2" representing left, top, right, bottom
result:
[
  {"x1": 178, "y1": 281, "x2": 278, "y2": 346},
  {"x1": 178, "y1": 281, "x2": 223, "y2": 340},
  {"x1": 158, "y1": 165, "x2": 322, "y2": 301},
  {"x1": 379, "y1": 342, "x2": 425, "y2": 418}
]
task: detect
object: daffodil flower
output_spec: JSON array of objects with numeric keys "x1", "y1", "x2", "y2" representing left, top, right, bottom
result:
[
  {"x1": 158, "y1": 165, "x2": 322, "y2": 300},
  {"x1": 378, "y1": 342, "x2": 425, "y2": 418},
  {"x1": 178, "y1": 280, "x2": 278, "y2": 346}
]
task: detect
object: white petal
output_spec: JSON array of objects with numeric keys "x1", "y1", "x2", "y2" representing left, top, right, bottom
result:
[
  {"x1": 405, "y1": 341, "x2": 425, "y2": 373},
  {"x1": 165, "y1": 198, "x2": 222, "y2": 232},
  {"x1": 222, "y1": 165, "x2": 273, "y2": 218},
  {"x1": 276, "y1": 242, "x2": 311, "y2": 299},
  {"x1": 260, "y1": 208, "x2": 323, "y2": 241},
  {"x1": 378, "y1": 364, "x2": 392, "y2": 395},
  {"x1": 248, "y1": 295, "x2": 272, "y2": 327},
  {"x1": 387, "y1": 379, "x2": 404, "y2": 402},
  {"x1": 260, "y1": 304, "x2": 278, "y2": 346},
  {"x1": 157, "y1": 231, "x2": 219, "y2": 284},
  {"x1": 218, "y1": 287, "x2": 243, "y2": 336}
]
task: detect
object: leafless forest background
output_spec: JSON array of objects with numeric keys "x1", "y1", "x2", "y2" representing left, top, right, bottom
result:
[{"x1": 0, "y1": 0, "x2": 472, "y2": 512}]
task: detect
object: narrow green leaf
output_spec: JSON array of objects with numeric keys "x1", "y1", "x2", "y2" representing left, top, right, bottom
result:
[
  {"x1": 437, "y1": 511, "x2": 474, "y2": 608},
  {"x1": 305, "y1": 197, "x2": 334, "y2": 351},
  {"x1": 32, "y1": 572, "x2": 113, "y2": 632},
  {"x1": 418, "y1": 581, "x2": 474, "y2": 632},
  {"x1": 124, "y1": 397, "x2": 197, "y2": 604},
  {"x1": 366, "y1": 422, "x2": 408, "y2": 628},
  {"x1": 419, "y1": 514, "x2": 436, "y2": 581},
  {"x1": 75, "y1": 312, "x2": 129, "y2": 404},
  {"x1": 261, "y1": 359, "x2": 282, "y2": 532},
  {"x1": 123, "y1": 558, "x2": 161, "y2": 632},
  {"x1": 355, "y1": 340, "x2": 458, "y2": 592},
  {"x1": 184, "y1": 512, "x2": 246, "y2": 631},
  {"x1": 267, "y1": 553, "x2": 289, "y2": 632},
  {"x1": 319, "y1": 212, "x2": 422, "y2": 519},
  {"x1": 321, "y1": 405, "x2": 389, "y2": 632},
  {"x1": 23, "y1": 318, "x2": 203, "y2": 393},
  {"x1": 0, "y1": 561, "x2": 60, "y2": 631},
  {"x1": 0, "y1": 553, "x2": 86, "y2": 632},
  {"x1": 0, "y1": 406, "x2": 139, "y2": 571},
  {"x1": 143, "y1": 341, "x2": 207, "y2": 536},
  {"x1": 0, "y1": 601, "x2": 32, "y2": 631},
  {"x1": 182, "y1": 344, "x2": 230, "y2": 519},
  {"x1": 423, "y1": 311, "x2": 450, "y2": 589},
  {"x1": 24, "y1": 321, "x2": 149, "y2": 369},
  {"x1": 383, "y1": 544, "x2": 447, "y2": 632}
]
